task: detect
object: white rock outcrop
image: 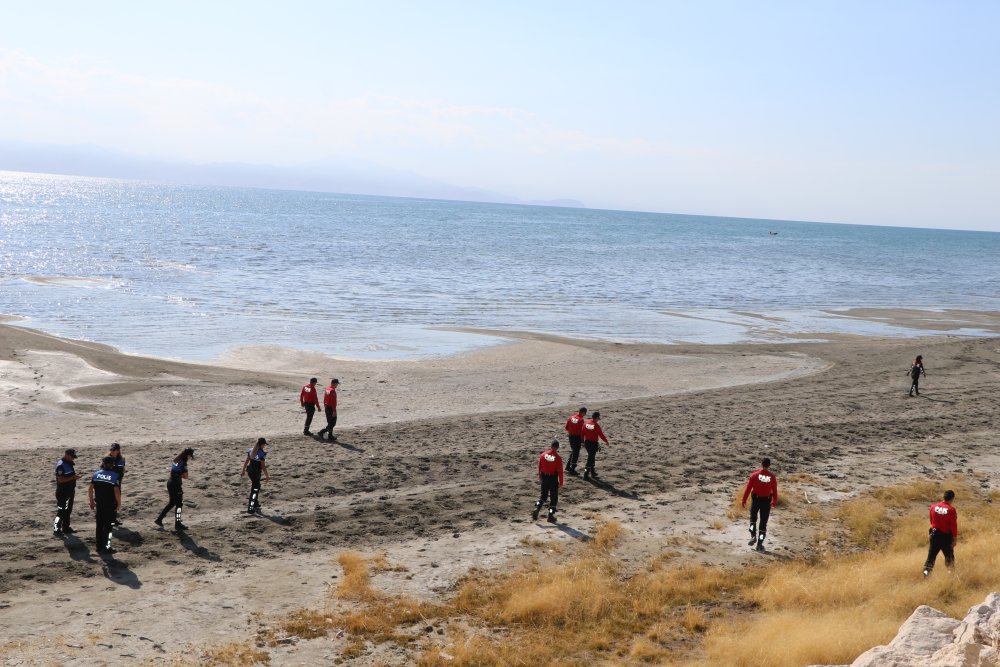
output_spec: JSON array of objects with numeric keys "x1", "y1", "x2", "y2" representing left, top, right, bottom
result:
[{"x1": 812, "y1": 593, "x2": 1000, "y2": 667}]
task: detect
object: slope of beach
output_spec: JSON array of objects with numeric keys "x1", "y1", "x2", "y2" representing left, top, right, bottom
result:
[{"x1": 1, "y1": 320, "x2": 999, "y2": 664}]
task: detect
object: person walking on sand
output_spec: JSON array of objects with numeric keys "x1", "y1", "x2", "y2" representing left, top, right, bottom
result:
[
  {"x1": 300, "y1": 377, "x2": 321, "y2": 436},
  {"x1": 155, "y1": 448, "x2": 194, "y2": 531},
  {"x1": 563, "y1": 407, "x2": 587, "y2": 475},
  {"x1": 742, "y1": 457, "x2": 778, "y2": 552},
  {"x1": 908, "y1": 355, "x2": 926, "y2": 397},
  {"x1": 317, "y1": 378, "x2": 340, "y2": 441},
  {"x1": 581, "y1": 411, "x2": 609, "y2": 480},
  {"x1": 88, "y1": 456, "x2": 121, "y2": 555},
  {"x1": 241, "y1": 437, "x2": 270, "y2": 514},
  {"x1": 53, "y1": 448, "x2": 82, "y2": 536},
  {"x1": 107, "y1": 443, "x2": 125, "y2": 526},
  {"x1": 923, "y1": 490, "x2": 957, "y2": 577},
  {"x1": 532, "y1": 439, "x2": 564, "y2": 523}
]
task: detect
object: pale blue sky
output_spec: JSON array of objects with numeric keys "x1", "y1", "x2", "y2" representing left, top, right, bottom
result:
[{"x1": 1, "y1": 1, "x2": 997, "y2": 230}]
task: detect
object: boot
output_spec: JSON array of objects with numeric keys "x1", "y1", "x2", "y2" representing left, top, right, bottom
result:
[
  {"x1": 547, "y1": 508, "x2": 557, "y2": 524},
  {"x1": 756, "y1": 534, "x2": 766, "y2": 552},
  {"x1": 532, "y1": 501, "x2": 541, "y2": 521},
  {"x1": 748, "y1": 526, "x2": 757, "y2": 546}
]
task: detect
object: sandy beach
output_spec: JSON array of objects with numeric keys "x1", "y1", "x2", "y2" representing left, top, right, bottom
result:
[{"x1": 2, "y1": 317, "x2": 1000, "y2": 664}]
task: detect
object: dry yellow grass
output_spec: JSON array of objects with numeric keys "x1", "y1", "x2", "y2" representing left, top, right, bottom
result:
[
  {"x1": 199, "y1": 642, "x2": 270, "y2": 666},
  {"x1": 225, "y1": 477, "x2": 1000, "y2": 667}
]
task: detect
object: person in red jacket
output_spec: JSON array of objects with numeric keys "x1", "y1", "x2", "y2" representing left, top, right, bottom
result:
[
  {"x1": 317, "y1": 378, "x2": 340, "y2": 441},
  {"x1": 533, "y1": 440, "x2": 564, "y2": 523},
  {"x1": 563, "y1": 407, "x2": 587, "y2": 475},
  {"x1": 924, "y1": 490, "x2": 957, "y2": 577},
  {"x1": 299, "y1": 377, "x2": 320, "y2": 436},
  {"x1": 741, "y1": 457, "x2": 778, "y2": 552},
  {"x1": 581, "y1": 411, "x2": 609, "y2": 480}
]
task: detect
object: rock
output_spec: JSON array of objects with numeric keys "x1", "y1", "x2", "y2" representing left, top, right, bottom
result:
[{"x1": 814, "y1": 593, "x2": 1000, "y2": 667}]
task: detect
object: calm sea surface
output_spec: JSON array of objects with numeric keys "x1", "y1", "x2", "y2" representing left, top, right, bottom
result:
[{"x1": 2, "y1": 171, "x2": 998, "y2": 361}]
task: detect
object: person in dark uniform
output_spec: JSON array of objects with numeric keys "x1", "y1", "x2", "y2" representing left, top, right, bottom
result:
[
  {"x1": 317, "y1": 378, "x2": 340, "y2": 441},
  {"x1": 908, "y1": 355, "x2": 926, "y2": 397},
  {"x1": 532, "y1": 440, "x2": 564, "y2": 523},
  {"x1": 53, "y1": 448, "x2": 82, "y2": 536},
  {"x1": 741, "y1": 457, "x2": 779, "y2": 552},
  {"x1": 155, "y1": 448, "x2": 194, "y2": 531},
  {"x1": 88, "y1": 456, "x2": 121, "y2": 555},
  {"x1": 924, "y1": 490, "x2": 958, "y2": 577},
  {"x1": 563, "y1": 407, "x2": 587, "y2": 475},
  {"x1": 300, "y1": 377, "x2": 320, "y2": 436},
  {"x1": 107, "y1": 443, "x2": 125, "y2": 526},
  {"x1": 581, "y1": 411, "x2": 609, "y2": 480},
  {"x1": 241, "y1": 437, "x2": 270, "y2": 514}
]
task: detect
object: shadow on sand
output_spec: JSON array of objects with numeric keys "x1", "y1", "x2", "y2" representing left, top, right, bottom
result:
[
  {"x1": 61, "y1": 534, "x2": 97, "y2": 563},
  {"x1": 178, "y1": 530, "x2": 222, "y2": 562},
  {"x1": 586, "y1": 476, "x2": 642, "y2": 500},
  {"x1": 102, "y1": 556, "x2": 142, "y2": 589}
]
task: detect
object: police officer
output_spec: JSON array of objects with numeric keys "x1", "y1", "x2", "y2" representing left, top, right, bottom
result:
[
  {"x1": 317, "y1": 378, "x2": 340, "y2": 441},
  {"x1": 581, "y1": 411, "x2": 609, "y2": 480},
  {"x1": 300, "y1": 378, "x2": 320, "y2": 436},
  {"x1": 88, "y1": 456, "x2": 121, "y2": 555},
  {"x1": 155, "y1": 448, "x2": 194, "y2": 531},
  {"x1": 53, "y1": 448, "x2": 82, "y2": 536},
  {"x1": 241, "y1": 437, "x2": 270, "y2": 514},
  {"x1": 563, "y1": 407, "x2": 587, "y2": 475},
  {"x1": 741, "y1": 457, "x2": 779, "y2": 552},
  {"x1": 532, "y1": 439, "x2": 564, "y2": 523},
  {"x1": 107, "y1": 443, "x2": 125, "y2": 526}
]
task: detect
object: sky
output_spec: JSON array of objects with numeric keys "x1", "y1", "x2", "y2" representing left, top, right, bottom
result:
[{"x1": 0, "y1": 1, "x2": 998, "y2": 231}]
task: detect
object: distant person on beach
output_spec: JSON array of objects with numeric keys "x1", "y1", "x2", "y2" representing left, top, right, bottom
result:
[
  {"x1": 581, "y1": 411, "x2": 609, "y2": 480},
  {"x1": 563, "y1": 407, "x2": 587, "y2": 475},
  {"x1": 53, "y1": 448, "x2": 81, "y2": 536},
  {"x1": 741, "y1": 457, "x2": 778, "y2": 552},
  {"x1": 241, "y1": 437, "x2": 270, "y2": 514},
  {"x1": 107, "y1": 443, "x2": 125, "y2": 526},
  {"x1": 908, "y1": 355, "x2": 926, "y2": 397},
  {"x1": 924, "y1": 490, "x2": 957, "y2": 577},
  {"x1": 317, "y1": 378, "x2": 340, "y2": 441},
  {"x1": 533, "y1": 439, "x2": 564, "y2": 523},
  {"x1": 88, "y1": 456, "x2": 121, "y2": 555},
  {"x1": 155, "y1": 448, "x2": 194, "y2": 531},
  {"x1": 300, "y1": 377, "x2": 320, "y2": 436}
]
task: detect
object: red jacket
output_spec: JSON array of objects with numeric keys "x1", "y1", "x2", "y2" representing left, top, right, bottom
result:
[
  {"x1": 742, "y1": 468, "x2": 778, "y2": 506},
  {"x1": 582, "y1": 419, "x2": 608, "y2": 444},
  {"x1": 323, "y1": 385, "x2": 338, "y2": 409},
  {"x1": 300, "y1": 384, "x2": 320, "y2": 407},
  {"x1": 929, "y1": 501, "x2": 958, "y2": 538},
  {"x1": 538, "y1": 449, "x2": 564, "y2": 486},
  {"x1": 565, "y1": 413, "x2": 586, "y2": 437}
]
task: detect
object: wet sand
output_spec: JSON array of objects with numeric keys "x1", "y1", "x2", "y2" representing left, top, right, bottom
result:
[{"x1": 1, "y1": 321, "x2": 999, "y2": 664}]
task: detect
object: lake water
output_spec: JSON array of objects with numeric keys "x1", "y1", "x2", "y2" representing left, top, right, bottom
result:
[{"x1": 2, "y1": 170, "x2": 998, "y2": 360}]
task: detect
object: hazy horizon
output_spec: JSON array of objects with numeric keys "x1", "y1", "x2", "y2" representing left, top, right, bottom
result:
[{"x1": 1, "y1": 2, "x2": 998, "y2": 232}]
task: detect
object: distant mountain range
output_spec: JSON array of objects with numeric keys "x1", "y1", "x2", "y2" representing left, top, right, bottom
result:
[{"x1": 0, "y1": 141, "x2": 584, "y2": 208}]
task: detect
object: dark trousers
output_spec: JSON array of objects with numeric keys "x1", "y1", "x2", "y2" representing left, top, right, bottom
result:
[
  {"x1": 55, "y1": 485, "x2": 75, "y2": 531},
  {"x1": 536, "y1": 474, "x2": 559, "y2": 512},
  {"x1": 910, "y1": 375, "x2": 921, "y2": 395},
  {"x1": 924, "y1": 530, "x2": 955, "y2": 571},
  {"x1": 319, "y1": 406, "x2": 337, "y2": 437},
  {"x1": 583, "y1": 441, "x2": 600, "y2": 472},
  {"x1": 303, "y1": 403, "x2": 316, "y2": 432},
  {"x1": 95, "y1": 502, "x2": 115, "y2": 553},
  {"x1": 566, "y1": 435, "x2": 582, "y2": 470},
  {"x1": 157, "y1": 481, "x2": 184, "y2": 524},
  {"x1": 247, "y1": 467, "x2": 262, "y2": 512},
  {"x1": 750, "y1": 495, "x2": 772, "y2": 538}
]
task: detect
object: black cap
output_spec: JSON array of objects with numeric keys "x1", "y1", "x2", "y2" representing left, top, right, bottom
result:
[
  {"x1": 65, "y1": 448, "x2": 77, "y2": 458},
  {"x1": 110, "y1": 442, "x2": 121, "y2": 451},
  {"x1": 256, "y1": 437, "x2": 267, "y2": 446},
  {"x1": 551, "y1": 439, "x2": 560, "y2": 448},
  {"x1": 331, "y1": 378, "x2": 339, "y2": 384},
  {"x1": 309, "y1": 377, "x2": 318, "y2": 384},
  {"x1": 183, "y1": 447, "x2": 195, "y2": 459},
  {"x1": 102, "y1": 456, "x2": 116, "y2": 468}
]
